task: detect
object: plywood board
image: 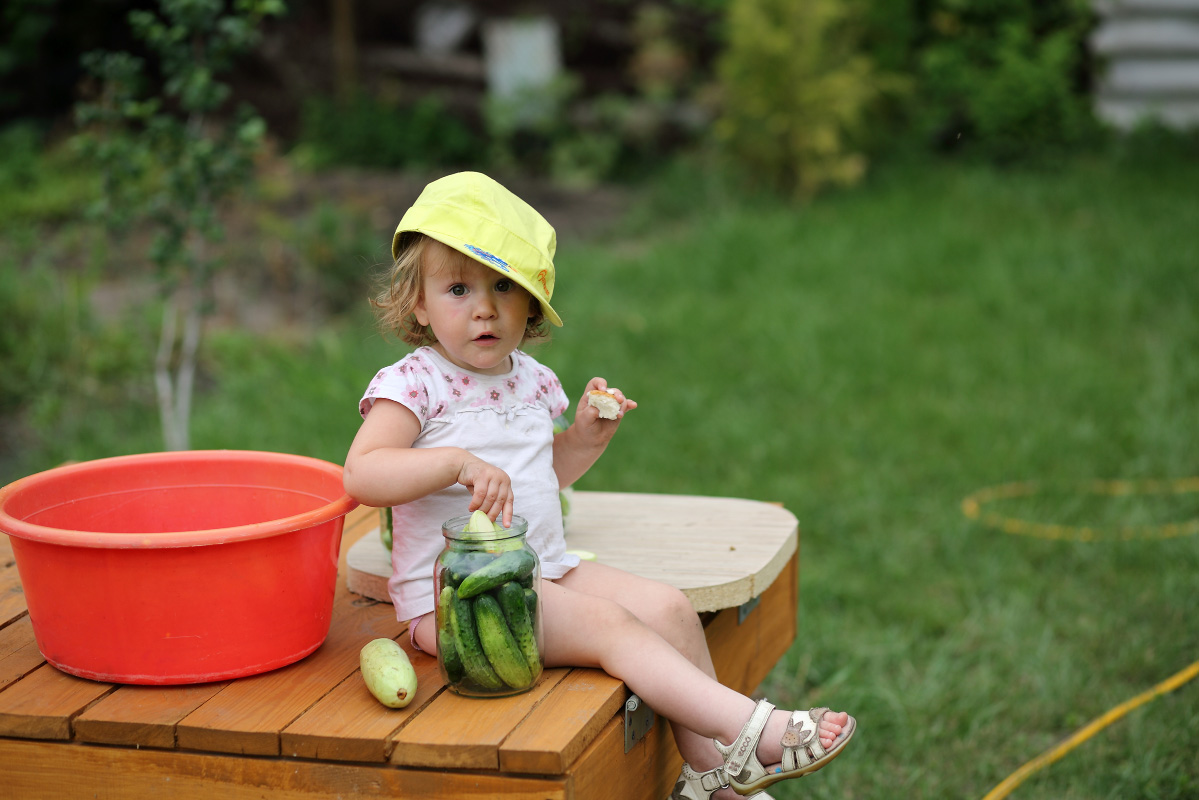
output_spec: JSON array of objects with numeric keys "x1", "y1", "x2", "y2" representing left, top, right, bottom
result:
[{"x1": 347, "y1": 491, "x2": 799, "y2": 613}]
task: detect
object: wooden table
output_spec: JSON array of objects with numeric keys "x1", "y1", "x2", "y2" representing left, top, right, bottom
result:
[{"x1": 0, "y1": 491, "x2": 798, "y2": 799}]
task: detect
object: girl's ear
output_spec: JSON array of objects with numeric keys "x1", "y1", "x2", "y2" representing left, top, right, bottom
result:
[{"x1": 414, "y1": 293, "x2": 430, "y2": 327}]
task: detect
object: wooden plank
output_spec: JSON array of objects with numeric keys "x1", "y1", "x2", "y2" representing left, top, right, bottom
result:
[
  {"x1": 712, "y1": 553, "x2": 798, "y2": 698},
  {"x1": 567, "y1": 707, "x2": 682, "y2": 800},
  {"x1": 390, "y1": 668, "x2": 570, "y2": 770},
  {"x1": 0, "y1": 663, "x2": 112, "y2": 740},
  {"x1": 704, "y1": 552, "x2": 798, "y2": 697},
  {"x1": 346, "y1": 528, "x2": 391, "y2": 600},
  {"x1": 706, "y1": 603, "x2": 759, "y2": 695},
  {"x1": 499, "y1": 667, "x2": 627, "y2": 775},
  {"x1": 281, "y1": 635, "x2": 446, "y2": 762},
  {"x1": 0, "y1": 554, "x2": 28, "y2": 624},
  {"x1": 175, "y1": 596, "x2": 403, "y2": 756},
  {"x1": 756, "y1": 554, "x2": 799, "y2": 684},
  {"x1": 75, "y1": 682, "x2": 230, "y2": 749},
  {"x1": 171, "y1": 506, "x2": 396, "y2": 756},
  {"x1": 0, "y1": 737, "x2": 569, "y2": 800},
  {"x1": 0, "y1": 615, "x2": 44, "y2": 691}
]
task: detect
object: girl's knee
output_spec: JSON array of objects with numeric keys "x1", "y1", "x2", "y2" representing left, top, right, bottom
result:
[
  {"x1": 592, "y1": 595, "x2": 644, "y2": 632},
  {"x1": 646, "y1": 583, "x2": 701, "y2": 629}
]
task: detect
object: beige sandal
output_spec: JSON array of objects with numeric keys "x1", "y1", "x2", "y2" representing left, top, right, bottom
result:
[
  {"x1": 714, "y1": 699, "x2": 856, "y2": 795},
  {"x1": 669, "y1": 762, "x2": 771, "y2": 800}
]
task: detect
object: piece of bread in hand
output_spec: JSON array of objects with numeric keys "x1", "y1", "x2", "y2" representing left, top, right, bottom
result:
[{"x1": 587, "y1": 389, "x2": 621, "y2": 420}]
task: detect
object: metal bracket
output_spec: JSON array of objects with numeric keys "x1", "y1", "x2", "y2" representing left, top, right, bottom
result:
[
  {"x1": 738, "y1": 594, "x2": 761, "y2": 625},
  {"x1": 624, "y1": 694, "x2": 655, "y2": 753}
]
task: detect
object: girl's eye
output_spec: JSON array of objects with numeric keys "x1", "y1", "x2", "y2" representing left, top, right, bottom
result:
[
  {"x1": 449, "y1": 284, "x2": 467, "y2": 297},
  {"x1": 495, "y1": 279, "x2": 513, "y2": 292}
]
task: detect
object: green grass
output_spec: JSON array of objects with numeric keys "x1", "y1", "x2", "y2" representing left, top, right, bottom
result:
[
  {"x1": 6, "y1": 152, "x2": 1198, "y2": 799},
  {"x1": 545, "y1": 155, "x2": 1199, "y2": 798}
]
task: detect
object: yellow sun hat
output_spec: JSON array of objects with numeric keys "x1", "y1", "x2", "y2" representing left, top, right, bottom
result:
[{"x1": 392, "y1": 172, "x2": 562, "y2": 327}]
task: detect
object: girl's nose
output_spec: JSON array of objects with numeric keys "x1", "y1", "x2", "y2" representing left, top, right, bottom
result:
[{"x1": 473, "y1": 293, "x2": 498, "y2": 319}]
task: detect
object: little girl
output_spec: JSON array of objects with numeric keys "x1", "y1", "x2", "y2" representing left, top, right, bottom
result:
[{"x1": 343, "y1": 172, "x2": 855, "y2": 799}]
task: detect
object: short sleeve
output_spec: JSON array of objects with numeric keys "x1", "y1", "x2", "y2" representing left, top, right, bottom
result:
[
  {"x1": 359, "y1": 356, "x2": 436, "y2": 424},
  {"x1": 536, "y1": 363, "x2": 570, "y2": 419}
]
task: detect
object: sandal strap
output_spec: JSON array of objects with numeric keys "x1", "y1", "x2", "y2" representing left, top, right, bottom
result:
[
  {"x1": 698, "y1": 767, "x2": 729, "y2": 793},
  {"x1": 721, "y1": 699, "x2": 775, "y2": 778},
  {"x1": 671, "y1": 763, "x2": 729, "y2": 800},
  {"x1": 780, "y1": 708, "x2": 830, "y2": 771}
]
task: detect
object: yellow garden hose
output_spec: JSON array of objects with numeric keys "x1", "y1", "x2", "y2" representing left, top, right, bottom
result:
[
  {"x1": 962, "y1": 477, "x2": 1199, "y2": 798},
  {"x1": 961, "y1": 477, "x2": 1199, "y2": 541},
  {"x1": 980, "y1": 660, "x2": 1199, "y2": 800}
]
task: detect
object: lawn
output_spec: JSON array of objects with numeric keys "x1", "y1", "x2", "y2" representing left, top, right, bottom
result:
[{"x1": 5, "y1": 151, "x2": 1198, "y2": 798}]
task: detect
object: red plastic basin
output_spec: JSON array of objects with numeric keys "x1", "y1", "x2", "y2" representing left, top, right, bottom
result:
[{"x1": 0, "y1": 450, "x2": 358, "y2": 685}]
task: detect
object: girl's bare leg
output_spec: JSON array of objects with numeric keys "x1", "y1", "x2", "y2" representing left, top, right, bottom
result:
[
  {"x1": 413, "y1": 563, "x2": 849, "y2": 799},
  {"x1": 544, "y1": 564, "x2": 848, "y2": 797},
  {"x1": 549, "y1": 562, "x2": 737, "y2": 767}
]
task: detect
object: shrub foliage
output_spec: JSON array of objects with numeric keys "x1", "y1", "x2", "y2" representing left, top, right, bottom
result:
[{"x1": 716, "y1": 0, "x2": 882, "y2": 199}]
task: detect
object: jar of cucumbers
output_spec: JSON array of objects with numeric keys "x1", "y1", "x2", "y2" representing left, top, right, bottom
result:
[{"x1": 434, "y1": 511, "x2": 543, "y2": 697}]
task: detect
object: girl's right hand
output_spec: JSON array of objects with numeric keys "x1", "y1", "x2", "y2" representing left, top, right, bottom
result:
[{"x1": 457, "y1": 455, "x2": 514, "y2": 527}]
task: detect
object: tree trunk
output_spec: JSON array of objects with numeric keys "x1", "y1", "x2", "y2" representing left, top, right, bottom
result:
[{"x1": 155, "y1": 286, "x2": 203, "y2": 451}]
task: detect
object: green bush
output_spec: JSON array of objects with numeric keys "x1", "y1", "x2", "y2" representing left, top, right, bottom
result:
[
  {"x1": 0, "y1": 261, "x2": 75, "y2": 417},
  {"x1": 0, "y1": 122, "x2": 99, "y2": 224},
  {"x1": 710, "y1": 0, "x2": 1100, "y2": 164},
  {"x1": 0, "y1": 259, "x2": 153, "y2": 478},
  {"x1": 254, "y1": 201, "x2": 379, "y2": 314},
  {"x1": 296, "y1": 92, "x2": 480, "y2": 171},
  {"x1": 715, "y1": 0, "x2": 884, "y2": 199},
  {"x1": 884, "y1": 0, "x2": 1099, "y2": 159}
]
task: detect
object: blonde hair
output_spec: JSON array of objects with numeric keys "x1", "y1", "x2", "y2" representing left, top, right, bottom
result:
[{"x1": 372, "y1": 233, "x2": 551, "y2": 347}]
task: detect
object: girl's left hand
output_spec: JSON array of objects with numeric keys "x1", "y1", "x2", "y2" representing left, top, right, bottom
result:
[
  {"x1": 552, "y1": 378, "x2": 638, "y2": 488},
  {"x1": 573, "y1": 378, "x2": 637, "y2": 443}
]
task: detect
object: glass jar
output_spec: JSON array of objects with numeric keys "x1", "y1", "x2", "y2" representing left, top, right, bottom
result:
[{"x1": 434, "y1": 514, "x2": 543, "y2": 697}]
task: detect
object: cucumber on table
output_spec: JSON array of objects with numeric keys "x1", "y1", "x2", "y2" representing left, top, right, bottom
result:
[
  {"x1": 359, "y1": 638, "x2": 417, "y2": 708},
  {"x1": 473, "y1": 594, "x2": 534, "y2": 689}
]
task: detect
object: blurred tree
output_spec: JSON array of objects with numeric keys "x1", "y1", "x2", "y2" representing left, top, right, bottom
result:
[
  {"x1": 74, "y1": 0, "x2": 284, "y2": 451},
  {"x1": 716, "y1": 0, "x2": 884, "y2": 199}
]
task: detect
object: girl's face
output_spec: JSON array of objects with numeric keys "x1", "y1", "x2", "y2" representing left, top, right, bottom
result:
[{"x1": 414, "y1": 242, "x2": 536, "y2": 375}]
